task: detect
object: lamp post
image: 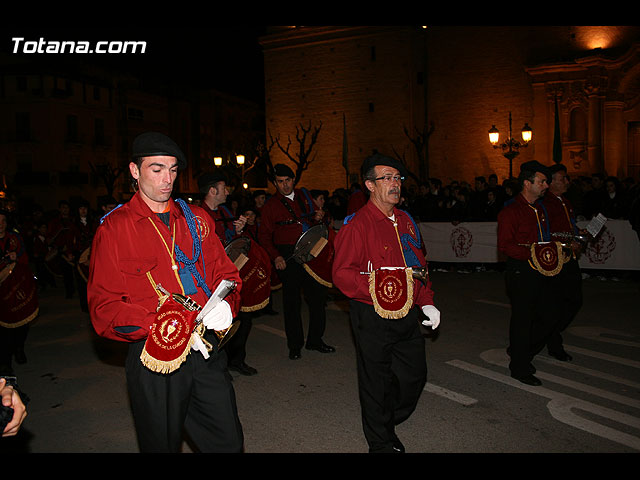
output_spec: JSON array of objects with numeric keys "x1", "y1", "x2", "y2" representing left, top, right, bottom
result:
[
  {"x1": 488, "y1": 111, "x2": 532, "y2": 178},
  {"x1": 212, "y1": 153, "x2": 248, "y2": 188}
]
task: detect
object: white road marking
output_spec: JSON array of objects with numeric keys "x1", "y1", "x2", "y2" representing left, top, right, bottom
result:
[
  {"x1": 448, "y1": 358, "x2": 640, "y2": 451},
  {"x1": 254, "y1": 324, "x2": 287, "y2": 339},
  {"x1": 568, "y1": 326, "x2": 640, "y2": 348},
  {"x1": 480, "y1": 348, "x2": 640, "y2": 409},
  {"x1": 424, "y1": 383, "x2": 478, "y2": 406},
  {"x1": 474, "y1": 299, "x2": 510, "y2": 308}
]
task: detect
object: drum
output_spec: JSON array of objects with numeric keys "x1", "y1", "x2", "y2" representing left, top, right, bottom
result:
[
  {"x1": 292, "y1": 224, "x2": 334, "y2": 287},
  {"x1": 225, "y1": 237, "x2": 272, "y2": 312},
  {"x1": 0, "y1": 263, "x2": 14, "y2": 285},
  {"x1": 77, "y1": 247, "x2": 91, "y2": 283},
  {"x1": 0, "y1": 262, "x2": 39, "y2": 328}
]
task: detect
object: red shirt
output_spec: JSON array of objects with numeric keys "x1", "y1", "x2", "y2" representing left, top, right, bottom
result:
[
  {"x1": 87, "y1": 192, "x2": 242, "y2": 343},
  {"x1": 540, "y1": 190, "x2": 577, "y2": 234},
  {"x1": 497, "y1": 193, "x2": 550, "y2": 261},
  {"x1": 347, "y1": 190, "x2": 367, "y2": 216},
  {"x1": 258, "y1": 189, "x2": 318, "y2": 261},
  {"x1": 332, "y1": 200, "x2": 434, "y2": 307},
  {"x1": 201, "y1": 202, "x2": 236, "y2": 244}
]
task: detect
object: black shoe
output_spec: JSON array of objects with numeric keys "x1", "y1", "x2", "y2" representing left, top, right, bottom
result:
[
  {"x1": 392, "y1": 438, "x2": 405, "y2": 453},
  {"x1": 289, "y1": 349, "x2": 301, "y2": 360},
  {"x1": 548, "y1": 349, "x2": 572, "y2": 361},
  {"x1": 305, "y1": 342, "x2": 336, "y2": 353},
  {"x1": 229, "y1": 362, "x2": 258, "y2": 376},
  {"x1": 511, "y1": 373, "x2": 542, "y2": 386}
]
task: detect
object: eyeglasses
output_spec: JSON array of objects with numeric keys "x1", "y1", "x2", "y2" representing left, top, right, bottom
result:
[{"x1": 374, "y1": 174, "x2": 405, "y2": 183}]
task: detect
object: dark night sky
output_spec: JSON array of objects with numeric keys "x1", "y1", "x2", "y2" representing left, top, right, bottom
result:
[{"x1": 3, "y1": 26, "x2": 268, "y2": 103}]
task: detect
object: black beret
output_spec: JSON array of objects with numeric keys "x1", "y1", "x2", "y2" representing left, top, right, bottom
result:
[
  {"x1": 198, "y1": 172, "x2": 227, "y2": 193},
  {"x1": 361, "y1": 153, "x2": 408, "y2": 179},
  {"x1": 519, "y1": 160, "x2": 549, "y2": 176},
  {"x1": 548, "y1": 163, "x2": 567, "y2": 176},
  {"x1": 273, "y1": 163, "x2": 295, "y2": 178},
  {"x1": 132, "y1": 132, "x2": 187, "y2": 170}
]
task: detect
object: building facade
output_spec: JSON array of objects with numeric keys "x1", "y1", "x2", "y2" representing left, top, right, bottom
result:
[{"x1": 260, "y1": 26, "x2": 640, "y2": 192}]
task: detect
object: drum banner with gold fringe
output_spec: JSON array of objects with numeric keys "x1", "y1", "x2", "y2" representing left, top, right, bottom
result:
[
  {"x1": 0, "y1": 262, "x2": 39, "y2": 328},
  {"x1": 528, "y1": 241, "x2": 569, "y2": 276},
  {"x1": 368, "y1": 267, "x2": 414, "y2": 319},
  {"x1": 140, "y1": 296, "x2": 198, "y2": 374},
  {"x1": 225, "y1": 237, "x2": 272, "y2": 312},
  {"x1": 303, "y1": 227, "x2": 335, "y2": 288}
]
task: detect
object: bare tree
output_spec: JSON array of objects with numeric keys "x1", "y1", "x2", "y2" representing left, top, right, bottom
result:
[
  {"x1": 268, "y1": 121, "x2": 322, "y2": 185},
  {"x1": 392, "y1": 122, "x2": 435, "y2": 183},
  {"x1": 89, "y1": 161, "x2": 123, "y2": 198}
]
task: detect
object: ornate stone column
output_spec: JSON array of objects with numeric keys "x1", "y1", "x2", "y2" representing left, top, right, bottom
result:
[{"x1": 603, "y1": 100, "x2": 626, "y2": 177}]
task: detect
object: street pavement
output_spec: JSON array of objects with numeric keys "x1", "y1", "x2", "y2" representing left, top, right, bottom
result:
[{"x1": 2, "y1": 267, "x2": 640, "y2": 454}]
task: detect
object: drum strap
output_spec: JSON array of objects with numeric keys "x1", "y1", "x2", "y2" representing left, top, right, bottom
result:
[{"x1": 279, "y1": 189, "x2": 314, "y2": 232}]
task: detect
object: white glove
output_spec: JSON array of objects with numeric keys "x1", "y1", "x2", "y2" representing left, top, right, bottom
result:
[
  {"x1": 191, "y1": 333, "x2": 210, "y2": 359},
  {"x1": 421, "y1": 305, "x2": 441, "y2": 330},
  {"x1": 201, "y1": 300, "x2": 233, "y2": 331}
]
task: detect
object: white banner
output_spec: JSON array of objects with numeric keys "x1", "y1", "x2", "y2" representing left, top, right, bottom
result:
[{"x1": 418, "y1": 220, "x2": 640, "y2": 270}]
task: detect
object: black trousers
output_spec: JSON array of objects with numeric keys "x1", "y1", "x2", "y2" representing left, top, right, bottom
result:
[
  {"x1": 505, "y1": 260, "x2": 557, "y2": 377},
  {"x1": 546, "y1": 258, "x2": 583, "y2": 354},
  {"x1": 225, "y1": 310, "x2": 253, "y2": 366},
  {"x1": 276, "y1": 244, "x2": 328, "y2": 350},
  {"x1": 125, "y1": 332, "x2": 244, "y2": 453},
  {"x1": 0, "y1": 324, "x2": 29, "y2": 374},
  {"x1": 349, "y1": 300, "x2": 427, "y2": 453}
]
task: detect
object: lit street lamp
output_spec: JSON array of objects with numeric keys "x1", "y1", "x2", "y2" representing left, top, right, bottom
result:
[{"x1": 488, "y1": 111, "x2": 532, "y2": 178}]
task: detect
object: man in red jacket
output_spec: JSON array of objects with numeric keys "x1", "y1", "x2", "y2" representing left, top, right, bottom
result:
[
  {"x1": 258, "y1": 164, "x2": 335, "y2": 360},
  {"x1": 332, "y1": 153, "x2": 440, "y2": 453},
  {"x1": 87, "y1": 132, "x2": 244, "y2": 452},
  {"x1": 540, "y1": 164, "x2": 583, "y2": 362},
  {"x1": 497, "y1": 160, "x2": 556, "y2": 386}
]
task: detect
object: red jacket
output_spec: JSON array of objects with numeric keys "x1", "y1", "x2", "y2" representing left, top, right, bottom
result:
[
  {"x1": 201, "y1": 202, "x2": 236, "y2": 244},
  {"x1": 540, "y1": 190, "x2": 577, "y2": 234},
  {"x1": 258, "y1": 188, "x2": 319, "y2": 261},
  {"x1": 87, "y1": 192, "x2": 242, "y2": 343},
  {"x1": 497, "y1": 193, "x2": 550, "y2": 261},
  {"x1": 332, "y1": 200, "x2": 434, "y2": 308}
]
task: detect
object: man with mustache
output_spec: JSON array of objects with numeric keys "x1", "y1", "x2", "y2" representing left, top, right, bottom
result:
[
  {"x1": 497, "y1": 160, "x2": 555, "y2": 386},
  {"x1": 332, "y1": 153, "x2": 440, "y2": 453}
]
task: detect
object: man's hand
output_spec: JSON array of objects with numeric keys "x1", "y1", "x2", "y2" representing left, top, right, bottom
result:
[
  {"x1": 1, "y1": 378, "x2": 27, "y2": 437},
  {"x1": 421, "y1": 305, "x2": 441, "y2": 330},
  {"x1": 234, "y1": 215, "x2": 247, "y2": 235},
  {"x1": 274, "y1": 256, "x2": 287, "y2": 270},
  {"x1": 201, "y1": 300, "x2": 233, "y2": 332}
]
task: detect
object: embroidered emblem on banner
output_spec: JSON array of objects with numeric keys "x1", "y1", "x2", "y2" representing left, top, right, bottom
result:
[
  {"x1": 528, "y1": 241, "x2": 569, "y2": 276},
  {"x1": 450, "y1": 226, "x2": 473, "y2": 258},
  {"x1": 584, "y1": 227, "x2": 615, "y2": 265},
  {"x1": 368, "y1": 268, "x2": 414, "y2": 319},
  {"x1": 140, "y1": 297, "x2": 197, "y2": 374}
]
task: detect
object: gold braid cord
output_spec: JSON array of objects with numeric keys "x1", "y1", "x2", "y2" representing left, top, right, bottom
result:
[
  {"x1": 303, "y1": 264, "x2": 333, "y2": 288},
  {"x1": 368, "y1": 268, "x2": 414, "y2": 319}
]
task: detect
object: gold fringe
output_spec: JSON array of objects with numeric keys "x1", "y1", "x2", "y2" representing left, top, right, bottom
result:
[
  {"x1": 240, "y1": 297, "x2": 270, "y2": 313},
  {"x1": 302, "y1": 264, "x2": 333, "y2": 288},
  {"x1": 0, "y1": 308, "x2": 39, "y2": 328},
  {"x1": 140, "y1": 332, "x2": 196, "y2": 374},
  {"x1": 528, "y1": 241, "x2": 565, "y2": 277},
  {"x1": 368, "y1": 268, "x2": 414, "y2": 319}
]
